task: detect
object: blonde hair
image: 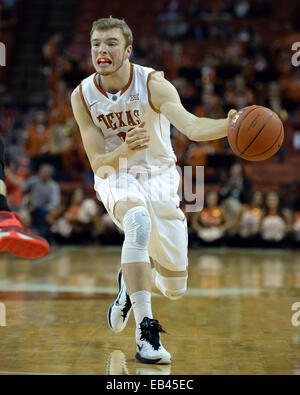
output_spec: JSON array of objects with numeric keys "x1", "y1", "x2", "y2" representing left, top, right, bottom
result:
[{"x1": 90, "y1": 16, "x2": 133, "y2": 48}]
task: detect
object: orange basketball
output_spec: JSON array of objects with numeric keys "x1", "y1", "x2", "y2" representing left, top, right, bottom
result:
[{"x1": 227, "y1": 105, "x2": 284, "y2": 161}]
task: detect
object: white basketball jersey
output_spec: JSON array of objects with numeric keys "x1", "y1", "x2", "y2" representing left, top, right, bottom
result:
[{"x1": 80, "y1": 63, "x2": 176, "y2": 173}]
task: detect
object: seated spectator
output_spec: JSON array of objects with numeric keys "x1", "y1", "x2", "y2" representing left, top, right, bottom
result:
[
  {"x1": 23, "y1": 110, "x2": 51, "y2": 171},
  {"x1": 157, "y1": 0, "x2": 184, "y2": 23},
  {"x1": 96, "y1": 211, "x2": 124, "y2": 246},
  {"x1": 190, "y1": 190, "x2": 231, "y2": 246},
  {"x1": 42, "y1": 33, "x2": 62, "y2": 67},
  {"x1": 65, "y1": 34, "x2": 86, "y2": 61},
  {"x1": 4, "y1": 157, "x2": 25, "y2": 210},
  {"x1": 232, "y1": 190, "x2": 264, "y2": 247},
  {"x1": 47, "y1": 187, "x2": 100, "y2": 245},
  {"x1": 293, "y1": 211, "x2": 300, "y2": 245},
  {"x1": 225, "y1": 74, "x2": 255, "y2": 109},
  {"x1": 292, "y1": 195, "x2": 300, "y2": 247},
  {"x1": 22, "y1": 164, "x2": 60, "y2": 238},
  {"x1": 220, "y1": 163, "x2": 252, "y2": 221},
  {"x1": 4, "y1": 156, "x2": 31, "y2": 228},
  {"x1": 260, "y1": 191, "x2": 293, "y2": 247}
]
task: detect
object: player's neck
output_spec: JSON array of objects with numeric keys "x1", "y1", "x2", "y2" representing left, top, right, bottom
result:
[{"x1": 99, "y1": 60, "x2": 131, "y2": 94}]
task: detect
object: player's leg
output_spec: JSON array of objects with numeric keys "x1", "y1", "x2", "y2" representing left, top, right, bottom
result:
[
  {"x1": 115, "y1": 199, "x2": 152, "y2": 294},
  {"x1": 115, "y1": 198, "x2": 171, "y2": 364},
  {"x1": 147, "y1": 195, "x2": 189, "y2": 300},
  {"x1": 0, "y1": 138, "x2": 49, "y2": 259},
  {"x1": 151, "y1": 261, "x2": 188, "y2": 300},
  {"x1": 107, "y1": 199, "x2": 150, "y2": 334}
]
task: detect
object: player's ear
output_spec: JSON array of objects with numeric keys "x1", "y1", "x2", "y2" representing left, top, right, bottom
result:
[{"x1": 125, "y1": 45, "x2": 132, "y2": 60}]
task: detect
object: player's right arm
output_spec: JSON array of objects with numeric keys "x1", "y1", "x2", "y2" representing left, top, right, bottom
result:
[
  {"x1": 71, "y1": 86, "x2": 150, "y2": 179},
  {"x1": 148, "y1": 72, "x2": 236, "y2": 142}
]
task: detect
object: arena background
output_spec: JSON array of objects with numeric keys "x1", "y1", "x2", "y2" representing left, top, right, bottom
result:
[{"x1": 0, "y1": 0, "x2": 300, "y2": 376}]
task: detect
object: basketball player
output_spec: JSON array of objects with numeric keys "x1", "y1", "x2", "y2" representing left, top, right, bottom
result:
[
  {"x1": 0, "y1": 138, "x2": 50, "y2": 259},
  {"x1": 71, "y1": 17, "x2": 236, "y2": 364}
]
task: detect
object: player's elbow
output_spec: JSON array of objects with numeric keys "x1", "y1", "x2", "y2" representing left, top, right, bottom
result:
[
  {"x1": 182, "y1": 122, "x2": 201, "y2": 142},
  {"x1": 91, "y1": 157, "x2": 105, "y2": 179}
]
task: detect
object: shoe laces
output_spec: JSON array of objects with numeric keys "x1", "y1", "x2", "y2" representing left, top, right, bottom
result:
[
  {"x1": 0, "y1": 211, "x2": 24, "y2": 228},
  {"x1": 121, "y1": 293, "x2": 132, "y2": 321},
  {"x1": 139, "y1": 317, "x2": 167, "y2": 351}
]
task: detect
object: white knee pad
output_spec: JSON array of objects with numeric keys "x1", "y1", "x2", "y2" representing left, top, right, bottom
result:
[
  {"x1": 121, "y1": 206, "x2": 151, "y2": 264},
  {"x1": 155, "y1": 271, "x2": 187, "y2": 300}
]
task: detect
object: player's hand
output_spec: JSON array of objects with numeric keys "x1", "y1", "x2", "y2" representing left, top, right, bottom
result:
[
  {"x1": 124, "y1": 122, "x2": 150, "y2": 153},
  {"x1": 225, "y1": 109, "x2": 238, "y2": 135},
  {"x1": 227, "y1": 109, "x2": 238, "y2": 121}
]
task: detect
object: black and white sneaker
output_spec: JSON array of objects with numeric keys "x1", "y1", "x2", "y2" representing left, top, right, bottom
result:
[
  {"x1": 107, "y1": 269, "x2": 132, "y2": 332},
  {"x1": 135, "y1": 317, "x2": 171, "y2": 364}
]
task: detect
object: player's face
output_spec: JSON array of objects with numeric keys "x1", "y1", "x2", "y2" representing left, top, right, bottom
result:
[{"x1": 91, "y1": 28, "x2": 132, "y2": 76}]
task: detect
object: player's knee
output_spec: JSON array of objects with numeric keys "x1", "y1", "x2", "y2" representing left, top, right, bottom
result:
[
  {"x1": 123, "y1": 205, "x2": 151, "y2": 246},
  {"x1": 155, "y1": 271, "x2": 188, "y2": 301},
  {"x1": 121, "y1": 206, "x2": 151, "y2": 264},
  {"x1": 164, "y1": 287, "x2": 186, "y2": 300},
  {"x1": 115, "y1": 199, "x2": 145, "y2": 223}
]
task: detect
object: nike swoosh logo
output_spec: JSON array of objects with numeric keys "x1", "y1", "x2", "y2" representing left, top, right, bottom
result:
[
  {"x1": 115, "y1": 285, "x2": 124, "y2": 306},
  {"x1": 137, "y1": 344, "x2": 143, "y2": 352}
]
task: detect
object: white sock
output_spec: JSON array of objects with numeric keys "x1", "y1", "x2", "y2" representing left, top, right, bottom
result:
[{"x1": 130, "y1": 290, "x2": 153, "y2": 338}]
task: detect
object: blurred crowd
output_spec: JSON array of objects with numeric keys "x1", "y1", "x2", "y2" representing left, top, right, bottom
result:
[
  {"x1": 4, "y1": 158, "x2": 300, "y2": 249},
  {"x1": 186, "y1": 161, "x2": 300, "y2": 249},
  {"x1": 1, "y1": 0, "x2": 300, "y2": 248}
]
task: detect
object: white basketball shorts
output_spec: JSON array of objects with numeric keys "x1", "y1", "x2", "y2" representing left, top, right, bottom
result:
[{"x1": 94, "y1": 165, "x2": 188, "y2": 272}]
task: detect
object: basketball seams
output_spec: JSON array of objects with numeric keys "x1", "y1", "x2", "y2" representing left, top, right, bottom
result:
[
  {"x1": 228, "y1": 105, "x2": 284, "y2": 161},
  {"x1": 235, "y1": 106, "x2": 258, "y2": 153},
  {"x1": 241, "y1": 124, "x2": 283, "y2": 159},
  {"x1": 241, "y1": 111, "x2": 274, "y2": 155}
]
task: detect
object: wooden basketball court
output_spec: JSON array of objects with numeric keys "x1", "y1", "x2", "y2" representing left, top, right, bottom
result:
[{"x1": 0, "y1": 246, "x2": 299, "y2": 375}]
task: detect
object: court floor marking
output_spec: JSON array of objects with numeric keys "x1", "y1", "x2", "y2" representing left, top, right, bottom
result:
[
  {"x1": 0, "y1": 371, "x2": 71, "y2": 375},
  {"x1": 1, "y1": 245, "x2": 292, "y2": 265},
  {"x1": 0, "y1": 279, "x2": 264, "y2": 297}
]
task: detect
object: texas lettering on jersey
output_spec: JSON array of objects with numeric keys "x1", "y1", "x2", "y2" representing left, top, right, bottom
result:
[
  {"x1": 80, "y1": 63, "x2": 176, "y2": 170},
  {"x1": 97, "y1": 109, "x2": 142, "y2": 130}
]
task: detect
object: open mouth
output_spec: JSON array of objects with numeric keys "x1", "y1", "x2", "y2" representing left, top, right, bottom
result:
[{"x1": 97, "y1": 58, "x2": 112, "y2": 65}]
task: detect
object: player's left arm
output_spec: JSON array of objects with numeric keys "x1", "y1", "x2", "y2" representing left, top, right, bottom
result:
[{"x1": 148, "y1": 72, "x2": 236, "y2": 142}]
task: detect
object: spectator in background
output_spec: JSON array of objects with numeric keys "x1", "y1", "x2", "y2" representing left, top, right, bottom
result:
[
  {"x1": 282, "y1": 68, "x2": 300, "y2": 114},
  {"x1": 292, "y1": 195, "x2": 300, "y2": 247},
  {"x1": 190, "y1": 190, "x2": 231, "y2": 247},
  {"x1": 233, "y1": 0, "x2": 251, "y2": 18},
  {"x1": 46, "y1": 191, "x2": 72, "y2": 244},
  {"x1": 65, "y1": 33, "x2": 86, "y2": 61},
  {"x1": 158, "y1": 0, "x2": 184, "y2": 23},
  {"x1": 23, "y1": 110, "x2": 51, "y2": 171},
  {"x1": 260, "y1": 191, "x2": 293, "y2": 247},
  {"x1": 22, "y1": 164, "x2": 60, "y2": 238},
  {"x1": 42, "y1": 33, "x2": 62, "y2": 67},
  {"x1": 4, "y1": 157, "x2": 24, "y2": 210},
  {"x1": 225, "y1": 74, "x2": 254, "y2": 109},
  {"x1": 4, "y1": 156, "x2": 31, "y2": 228},
  {"x1": 233, "y1": 190, "x2": 264, "y2": 246},
  {"x1": 47, "y1": 187, "x2": 99, "y2": 245},
  {"x1": 220, "y1": 163, "x2": 252, "y2": 221}
]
